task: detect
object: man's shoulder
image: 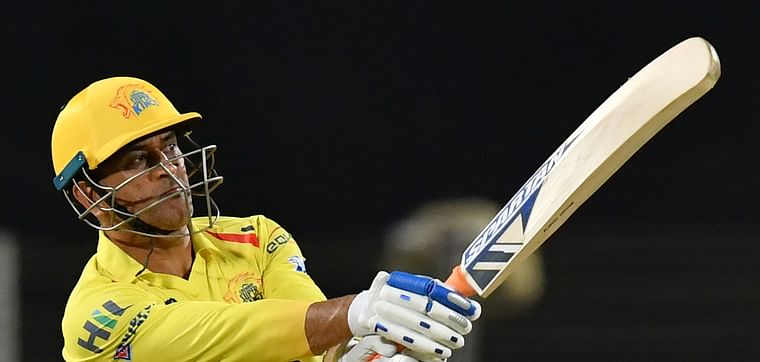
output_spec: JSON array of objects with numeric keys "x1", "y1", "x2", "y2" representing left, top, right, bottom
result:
[
  {"x1": 193, "y1": 214, "x2": 271, "y2": 228},
  {"x1": 61, "y1": 269, "x2": 155, "y2": 360},
  {"x1": 193, "y1": 215, "x2": 301, "y2": 260},
  {"x1": 63, "y1": 263, "x2": 149, "y2": 323},
  {"x1": 193, "y1": 214, "x2": 286, "y2": 237}
]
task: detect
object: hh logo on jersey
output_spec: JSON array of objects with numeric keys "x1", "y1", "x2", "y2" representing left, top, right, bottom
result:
[
  {"x1": 224, "y1": 272, "x2": 264, "y2": 303},
  {"x1": 78, "y1": 300, "x2": 130, "y2": 353},
  {"x1": 110, "y1": 84, "x2": 159, "y2": 119},
  {"x1": 288, "y1": 256, "x2": 307, "y2": 273}
]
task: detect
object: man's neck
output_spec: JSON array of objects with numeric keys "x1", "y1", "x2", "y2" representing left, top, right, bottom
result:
[{"x1": 106, "y1": 229, "x2": 194, "y2": 279}]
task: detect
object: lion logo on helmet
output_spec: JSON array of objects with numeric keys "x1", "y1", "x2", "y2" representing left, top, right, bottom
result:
[{"x1": 110, "y1": 84, "x2": 160, "y2": 119}]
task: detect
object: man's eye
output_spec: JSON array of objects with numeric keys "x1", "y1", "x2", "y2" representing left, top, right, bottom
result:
[{"x1": 133, "y1": 154, "x2": 147, "y2": 163}]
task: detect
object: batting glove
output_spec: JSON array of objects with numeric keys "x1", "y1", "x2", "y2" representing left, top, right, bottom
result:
[{"x1": 347, "y1": 271, "x2": 481, "y2": 360}]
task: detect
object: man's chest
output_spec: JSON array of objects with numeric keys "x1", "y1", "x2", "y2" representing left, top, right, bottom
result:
[{"x1": 138, "y1": 253, "x2": 266, "y2": 304}]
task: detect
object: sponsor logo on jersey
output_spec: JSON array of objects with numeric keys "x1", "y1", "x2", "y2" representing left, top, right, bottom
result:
[
  {"x1": 224, "y1": 272, "x2": 264, "y2": 303},
  {"x1": 288, "y1": 255, "x2": 307, "y2": 273},
  {"x1": 114, "y1": 344, "x2": 131, "y2": 360},
  {"x1": 78, "y1": 300, "x2": 130, "y2": 353},
  {"x1": 266, "y1": 232, "x2": 291, "y2": 254},
  {"x1": 110, "y1": 84, "x2": 159, "y2": 119},
  {"x1": 114, "y1": 304, "x2": 154, "y2": 361}
]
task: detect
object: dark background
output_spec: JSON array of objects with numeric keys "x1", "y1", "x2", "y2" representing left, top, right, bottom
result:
[{"x1": 3, "y1": 1, "x2": 759, "y2": 361}]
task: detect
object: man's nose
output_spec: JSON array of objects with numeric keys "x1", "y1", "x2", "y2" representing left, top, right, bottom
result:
[{"x1": 151, "y1": 151, "x2": 180, "y2": 178}]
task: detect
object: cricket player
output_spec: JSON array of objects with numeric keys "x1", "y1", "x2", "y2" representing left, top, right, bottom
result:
[{"x1": 53, "y1": 77, "x2": 481, "y2": 362}]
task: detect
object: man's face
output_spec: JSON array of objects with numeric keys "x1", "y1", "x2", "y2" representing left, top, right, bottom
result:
[{"x1": 95, "y1": 130, "x2": 193, "y2": 231}]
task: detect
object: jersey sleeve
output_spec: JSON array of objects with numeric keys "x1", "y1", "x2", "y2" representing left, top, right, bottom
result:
[
  {"x1": 62, "y1": 284, "x2": 317, "y2": 362},
  {"x1": 256, "y1": 217, "x2": 327, "y2": 302}
]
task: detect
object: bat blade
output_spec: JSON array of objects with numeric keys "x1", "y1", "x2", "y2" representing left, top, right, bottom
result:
[{"x1": 447, "y1": 37, "x2": 721, "y2": 298}]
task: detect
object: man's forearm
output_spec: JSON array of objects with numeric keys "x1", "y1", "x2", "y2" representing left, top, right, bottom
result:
[{"x1": 305, "y1": 295, "x2": 356, "y2": 355}]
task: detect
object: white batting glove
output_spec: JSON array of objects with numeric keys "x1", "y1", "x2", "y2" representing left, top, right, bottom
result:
[
  {"x1": 347, "y1": 271, "x2": 481, "y2": 360},
  {"x1": 337, "y1": 336, "x2": 420, "y2": 362}
]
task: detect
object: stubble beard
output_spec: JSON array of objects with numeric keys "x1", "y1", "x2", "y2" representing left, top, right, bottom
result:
[{"x1": 133, "y1": 192, "x2": 195, "y2": 232}]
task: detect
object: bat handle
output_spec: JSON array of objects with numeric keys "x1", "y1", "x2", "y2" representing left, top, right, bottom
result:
[{"x1": 445, "y1": 265, "x2": 476, "y2": 298}]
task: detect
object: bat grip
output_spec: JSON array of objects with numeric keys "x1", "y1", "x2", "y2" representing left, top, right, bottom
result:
[
  {"x1": 445, "y1": 265, "x2": 476, "y2": 298},
  {"x1": 368, "y1": 348, "x2": 401, "y2": 361}
]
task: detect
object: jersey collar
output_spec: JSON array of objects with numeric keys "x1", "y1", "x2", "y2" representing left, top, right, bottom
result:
[
  {"x1": 94, "y1": 221, "x2": 223, "y2": 282},
  {"x1": 95, "y1": 231, "x2": 150, "y2": 282}
]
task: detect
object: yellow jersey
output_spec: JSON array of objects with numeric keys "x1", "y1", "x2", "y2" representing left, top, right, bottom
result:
[{"x1": 62, "y1": 215, "x2": 327, "y2": 362}]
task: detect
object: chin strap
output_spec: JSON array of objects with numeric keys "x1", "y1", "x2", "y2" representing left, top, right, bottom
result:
[
  {"x1": 135, "y1": 239, "x2": 155, "y2": 277},
  {"x1": 109, "y1": 204, "x2": 177, "y2": 277}
]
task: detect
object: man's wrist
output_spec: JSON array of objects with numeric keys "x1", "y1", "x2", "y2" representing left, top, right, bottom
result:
[{"x1": 305, "y1": 295, "x2": 356, "y2": 355}]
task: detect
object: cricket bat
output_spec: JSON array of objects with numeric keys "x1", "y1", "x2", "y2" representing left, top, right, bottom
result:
[{"x1": 444, "y1": 37, "x2": 721, "y2": 298}]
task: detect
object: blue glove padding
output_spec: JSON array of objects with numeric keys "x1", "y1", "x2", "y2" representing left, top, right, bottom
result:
[{"x1": 387, "y1": 271, "x2": 481, "y2": 321}]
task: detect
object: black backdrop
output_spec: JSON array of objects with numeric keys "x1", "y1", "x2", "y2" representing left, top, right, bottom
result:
[{"x1": 3, "y1": 1, "x2": 759, "y2": 361}]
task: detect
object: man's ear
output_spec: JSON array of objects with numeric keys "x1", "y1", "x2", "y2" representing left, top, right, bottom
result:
[{"x1": 71, "y1": 181, "x2": 103, "y2": 218}]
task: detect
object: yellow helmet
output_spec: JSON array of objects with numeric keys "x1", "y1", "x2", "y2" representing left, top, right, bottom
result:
[
  {"x1": 51, "y1": 76, "x2": 201, "y2": 190},
  {"x1": 51, "y1": 76, "x2": 223, "y2": 237}
]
